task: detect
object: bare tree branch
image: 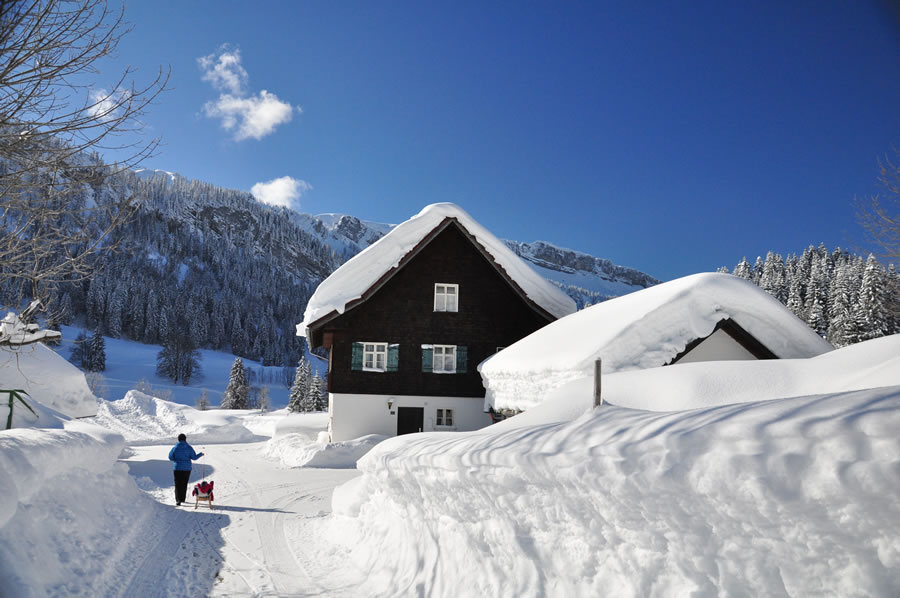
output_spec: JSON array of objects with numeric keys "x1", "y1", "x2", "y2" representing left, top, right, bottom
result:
[
  {"x1": 0, "y1": 0, "x2": 169, "y2": 321},
  {"x1": 856, "y1": 147, "x2": 900, "y2": 261}
]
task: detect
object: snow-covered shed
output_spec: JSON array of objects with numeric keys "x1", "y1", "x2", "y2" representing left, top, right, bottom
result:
[
  {"x1": 479, "y1": 272, "x2": 834, "y2": 412},
  {"x1": 299, "y1": 203, "x2": 576, "y2": 442}
]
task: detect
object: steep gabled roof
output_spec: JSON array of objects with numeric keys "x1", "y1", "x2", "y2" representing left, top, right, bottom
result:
[
  {"x1": 298, "y1": 203, "x2": 577, "y2": 343},
  {"x1": 479, "y1": 272, "x2": 835, "y2": 411}
]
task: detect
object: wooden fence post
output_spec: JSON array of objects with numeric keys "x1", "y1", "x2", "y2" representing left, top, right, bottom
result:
[{"x1": 593, "y1": 359, "x2": 602, "y2": 408}]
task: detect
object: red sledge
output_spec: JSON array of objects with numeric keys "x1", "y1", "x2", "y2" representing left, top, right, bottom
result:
[{"x1": 192, "y1": 480, "x2": 214, "y2": 509}]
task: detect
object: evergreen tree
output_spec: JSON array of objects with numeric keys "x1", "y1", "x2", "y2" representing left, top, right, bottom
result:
[
  {"x1": 312, "y1": 373, "x2": 328, "y2": 411},
  {"x1": 827, "y1": 265, "x2": 854, "y2": 347},
  {"x1": 857, "y1": 254, "x2": 890, "y2": 341},
  {"x1": 759, "y1": 252, "x2": 787, "y2": 303},
  {"x1": 87, "y1": 329, "x2": 106, "y2": 372},
  {"x1": 300, "y1": 371, "x2": 318, "y2": 412},
  {"x1": 786, "y1": 274, "x2": 804, "y2": 319},
  {"x1": 287, "y1": 357, "x2": 310, "y2": 413},
  {"x1": 221, "y1": 357, "x2": 250, "y2": 409},
  {"x1": 733, "y1": 257, "x2": 752, "y2": 280},
  {"x1": 751, "y1": 256, "x2": 764, "y2": 284}
]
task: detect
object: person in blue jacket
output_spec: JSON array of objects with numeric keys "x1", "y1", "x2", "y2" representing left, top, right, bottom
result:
[{"x1": 168, "y1": 433, "x2": 205, "y2": 506}]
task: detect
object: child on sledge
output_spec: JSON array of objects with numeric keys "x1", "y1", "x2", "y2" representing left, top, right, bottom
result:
[{"x1": 168, "y1": 433, "x2": 205, "y2": 506}]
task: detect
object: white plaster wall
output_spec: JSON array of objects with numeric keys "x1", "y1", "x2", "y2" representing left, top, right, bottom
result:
[
  {"x1": 329, "y1": 393, "x2": 492, "y2": 442},
  {"x1": 676, "y1": 328, "x2": 758, "y2": 364}
]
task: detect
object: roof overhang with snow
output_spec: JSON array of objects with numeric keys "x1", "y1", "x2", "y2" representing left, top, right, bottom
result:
[{"x1": 299, "y1": 203, "x2": 577, "y2": 347}]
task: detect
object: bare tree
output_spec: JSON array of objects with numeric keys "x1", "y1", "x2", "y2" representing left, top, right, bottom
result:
[
  {"x1": 856, "y1": 148, "x2": 900, "y2": 260},
  {"x1": 0, "y1": 0, "x2": 168, "y2": 316}
]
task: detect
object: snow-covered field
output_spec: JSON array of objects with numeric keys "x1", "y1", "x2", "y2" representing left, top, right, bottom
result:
[
  {"x1": 54, "y1": 324, "x2": 326, "y2": 407},
  {"x1": 1, "y1": 333, "x2": 899, "y2": 596}
]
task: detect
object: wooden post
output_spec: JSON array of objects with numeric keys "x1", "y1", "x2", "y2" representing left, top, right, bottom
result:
[{"x1": 593, "y1": 359, "x2": 602, "y2": 408}]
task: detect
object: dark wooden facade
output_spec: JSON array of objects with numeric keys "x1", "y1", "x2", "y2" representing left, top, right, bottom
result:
[{"x1": 309, "y1": 219, "x2": 557, "y2": 398}]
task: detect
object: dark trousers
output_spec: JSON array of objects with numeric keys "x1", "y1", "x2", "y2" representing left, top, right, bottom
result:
[{"x1": 174, "y1": 469, "x2": 191, "y2": 503}]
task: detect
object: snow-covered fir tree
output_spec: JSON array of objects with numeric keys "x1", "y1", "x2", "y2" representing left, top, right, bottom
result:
[
  {"x1": 87, "y1": 330, "x2": 105, "y2": 372},
  {"x1": 221, "y1": 357, "x2": 250, "y2": 409},
  {"x1": 856, "y1": 254, "x2": 890, "y2": 341},
  {"x1": 724, "y1": 245, "x2": 897, "y2": 345},
  {"x1": 287, "y1": 358, "x2": 309, "y2": 413},
  {"x1": 733, "y1": 257, "x2": 752, "y2": 280},
  {"x1": 310, "y1": 373, "x2": 327, "y2": 411}
]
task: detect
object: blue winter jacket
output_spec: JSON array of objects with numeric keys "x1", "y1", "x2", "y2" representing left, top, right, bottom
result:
[{"x1": 168, "y1": 441, "x2": 204, "y2": 471}]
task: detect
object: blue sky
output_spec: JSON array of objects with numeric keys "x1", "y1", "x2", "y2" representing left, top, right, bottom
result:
[{"x1": 101, "y1": 2, "x2": 900, "y2": 281}]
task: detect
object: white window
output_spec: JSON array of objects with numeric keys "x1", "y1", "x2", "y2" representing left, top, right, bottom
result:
[
  {"x1": 363, "y1": 342, "x2": 387, "y2": 371},
  {"x1": 436, "y1": 408, "x2": 454, "y2": 427},
  {"x1": 434, "y1": 283, "x2": 459, "y2": 312},
  {"x1": 433, "y1": 345, "x2": 456, "y2": 373}
]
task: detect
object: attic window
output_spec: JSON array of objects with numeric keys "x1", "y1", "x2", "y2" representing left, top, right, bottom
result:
[{"x1": 434, "y1": 283, "x2": 459, "y2": 312}]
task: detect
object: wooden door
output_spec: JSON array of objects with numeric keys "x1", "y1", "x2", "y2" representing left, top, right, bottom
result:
[{"x1": 397, "y1": 407, "x2": 424, "y2": 436}]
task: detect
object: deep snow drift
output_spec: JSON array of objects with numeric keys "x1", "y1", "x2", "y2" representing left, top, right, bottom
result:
[
  {"x1": 331, "y1": 386, "x2": 900, "y2": 597},
  {"x1": 328, "y1": 336, "x2": 900, "y2": 597}
]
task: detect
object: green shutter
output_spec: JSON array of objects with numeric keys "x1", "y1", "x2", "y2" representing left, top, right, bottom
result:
[
  {"x1": 387, "y1": 344, "x2": 399, "y2": 372},
  {"x1": 456, "y1": 345, "x2": 467, "y2": 373},
  {"x1": 351, "y1": 342, "x2": 363, "y2": 371},
  {"x1": 421, "y1": 346, "x2": 433, "y2": 372}
]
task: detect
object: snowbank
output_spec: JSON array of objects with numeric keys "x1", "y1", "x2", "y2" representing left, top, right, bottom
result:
[
  {"x1": 480, "y1": 272, "x2": 833, "y2": 411},
  {"x1": 272, "y1": 410, "x2": 330, "y2": 439},
  {"x1": 494, "y1": 334, "x2": 900, "y2": 418},
  {"x1": 91, "y1": 391, "x2": 264, "y2": 444},
  {"x1": 299, "y1": 203, "x2": 577, "y2": 339},
  {"x1": 0, "y1": 343, "x2": 98, "y2": 426},
  {"x1": 0, "y1": 423, "x2": 172, "y2": 597},
  {"x1": 330, "y1": 387, "x2": 900, "y2": 597},
  {"x1": 265, "y1": 432, "x2": 386, "y2": 468}
]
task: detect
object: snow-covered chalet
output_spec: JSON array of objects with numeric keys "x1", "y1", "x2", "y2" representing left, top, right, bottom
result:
[
  {"x1": 479, "y1": 272, "x2": 835, "y2": 412},
  {"x1": 298, "y1": 203, "x2": 577, "y2": 441}
]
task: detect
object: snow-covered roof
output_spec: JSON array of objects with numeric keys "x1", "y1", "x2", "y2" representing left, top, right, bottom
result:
[
  {"x1": 479, "y1": 272, "x2": 834, "y2": 411},
  {"x1": 298, "y1": 203, "x2": 577, "y2": 340}
]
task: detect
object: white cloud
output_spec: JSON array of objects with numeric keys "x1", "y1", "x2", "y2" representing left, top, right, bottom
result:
[
  {"x1": 251, "y1": 176, "x2": 312, "y2": 210},
  {"x1": 197, "y1": 45, "x2": 299, "y2": 141},
  {"x1": 203, "y1": 90, "x2": 296, "y2": 141},
  {"x1": 197, "y1": 46, "x2": 247, "y2": 95}
]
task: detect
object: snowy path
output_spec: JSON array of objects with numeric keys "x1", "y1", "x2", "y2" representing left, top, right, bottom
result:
[{"x1": 121, "y1": 442, "x2": 363, "y2": 597}]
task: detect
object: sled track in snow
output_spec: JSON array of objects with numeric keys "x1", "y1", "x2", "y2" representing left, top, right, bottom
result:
[
  {"x1": 122, "y1": 508, "x2": 194, "y2": 598},
  {"x1": 212, "y1": 453, "x2": 330, "y2": 597}
]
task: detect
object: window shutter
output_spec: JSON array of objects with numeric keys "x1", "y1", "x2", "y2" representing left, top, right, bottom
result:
[
  {"x1": 387, "y1": 344, "x2": 399, "y2": 372},
  {"x1": 456, "y1": 346, "x2": 467, "y2": 373},
  {"x1": 421, "y1": 347, "x2": 433, "y2": 372},
  {"x1": 351, "y1": 342, "x2": 363, "y2": 371}
]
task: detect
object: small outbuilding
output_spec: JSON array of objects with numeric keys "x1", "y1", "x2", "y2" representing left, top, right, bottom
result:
[
  {"x1": 479, "y1": 272, "x2": 834, "y2": 412},
  {"x1": 298, "y1": 203, "x2": 577, "y2": 441}
]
